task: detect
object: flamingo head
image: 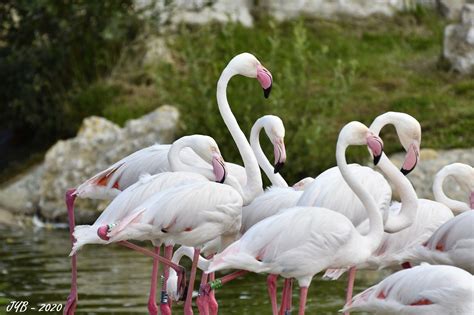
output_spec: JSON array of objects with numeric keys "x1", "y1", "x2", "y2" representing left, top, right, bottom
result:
[
  {"x1": 190, "y1": 135, "x2": 227, "y2": 183},
  {"x1": 227, "y1": 52, "x2": 273, "y2": 98},
  {"x1": 370, "y1": 112, "x2": 421, "y2": 175},
  {"x1": 340, "y1": 122, "x2": 384, "y2": 166},
  {"x1": 260, "y1": 115, "x2": 287, "y2": 173}
]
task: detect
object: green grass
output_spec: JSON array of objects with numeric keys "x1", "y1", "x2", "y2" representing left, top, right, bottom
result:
[{"x1": 71, "y1": 9, "x2": 474, "y2": 184}]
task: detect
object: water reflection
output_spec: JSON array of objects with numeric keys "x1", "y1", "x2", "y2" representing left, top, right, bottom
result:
[{"x1": 0, "y1": 226, "x2": 386, "y2": 314}]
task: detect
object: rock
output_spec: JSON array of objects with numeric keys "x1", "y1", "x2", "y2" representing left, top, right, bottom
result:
[
  {"x1": 437, "y1": 0, "x2": 467, "y2": 20},
  {"x1": 0, "y1": 105, "x2": 179, "y2": 224},
  {"x1": 259, "y1": 0, "x2": 406, "y2": 20},
  {"x1": 0, "y1": 165, "x2": 44, "y2": 215},
  {"x1": 443, "y1": 4, "x2": 474, "y2": 74},
  {"x1": 388, "y1": 148, "x2": 473, "y2": 203},
  {"x1": 137, "y1": 0, "x2": 254, "y2": 28}
]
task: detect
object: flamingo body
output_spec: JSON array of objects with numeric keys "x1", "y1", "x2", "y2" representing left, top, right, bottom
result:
[
  {"x1": 405, "y1": 211, "x2": 474, "y2": 273},
  {"x1": 297, "y1": 164, "x2": 392, "y2": 227},
  {"x1": 343, "y1": 264, "x2": 474, "y2": 315}
]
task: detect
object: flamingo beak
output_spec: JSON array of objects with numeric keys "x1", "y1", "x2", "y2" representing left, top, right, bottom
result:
[
  {"x1": 273, "y1": 138, "x2": 286, "y2": 174},
  {"x1": 400, "y1": 142, "x2": 419, "y2": 175},
  {"x1": 212, "y1": 152, "x2": 227, "y2": 184},
  {"x1": 367, "y1": 134, "x2": 384, "y2": 166},
  {"x1": 257, "y1": 65, "x2": 273, "y2": 98}
]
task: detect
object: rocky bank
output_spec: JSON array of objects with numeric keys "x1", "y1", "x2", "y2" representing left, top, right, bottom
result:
[{"x1": 0, "y1": 106, "x2": 179, "y2": 224}]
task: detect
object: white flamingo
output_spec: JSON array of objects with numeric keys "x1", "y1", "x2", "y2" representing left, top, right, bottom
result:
[
  {"x1": 297, "y1": 112, "x2": 421, "y2": 233},
  {"x1": 403, "y1": 163, "x2": 474, "y2": 273},
  {"x1": 65, "y1": 135, "x2": 228, "y2": 315},
  {"x1": 206, "y1": 121, "x2": 387, "y2": 315},
  {"x1": 342, "y1": 264, "x2": 474, "y2": 315},
  {"x1": 433, "y1": 163, "x2": 474, "y2": 213},
  {"x1": 74, "y1": 53, "x2": 274, "y2": 315}
]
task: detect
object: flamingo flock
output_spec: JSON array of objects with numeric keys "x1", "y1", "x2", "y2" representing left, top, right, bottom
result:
[{"x1": 63, "y1": 53, "x2": 474, "y2": 315}]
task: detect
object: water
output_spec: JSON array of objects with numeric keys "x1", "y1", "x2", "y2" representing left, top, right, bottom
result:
[{"x1": 0, "y1": 225, "x2": 387, "y2": 314}]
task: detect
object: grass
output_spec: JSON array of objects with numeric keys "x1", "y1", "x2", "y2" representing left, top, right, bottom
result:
[{"x1": 66, "y1": 9, "x2": 474, "y2": 184}]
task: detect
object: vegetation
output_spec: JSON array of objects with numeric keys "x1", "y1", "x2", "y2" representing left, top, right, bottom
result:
[{"x1": 2, "y1": 5, "x2": 473, "y2": 184}]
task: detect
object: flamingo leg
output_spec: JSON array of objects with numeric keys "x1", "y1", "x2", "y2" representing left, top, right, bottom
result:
[
  {"x1": 266, "y1": 274, "x2": 278, "y2": 315},
  {"x1": 287, "y1": 279, "x2": 293, "y2": 312},
  {"x1": 64, "y1": 189, "x2": 77, "y2": 315},
  {"x1": 298, "y1": 287, "x2": 309, "y2": 315},
  {"x1": 207, "y1": 272, "x2": 218, "y2": 315},
  {"x1": 147, "y1": 246, "x2": 161, "y2": 315},
  {"x1": 343, "y1": 267, "x2": 356, "y2": 315},
  {"x1": 160, "y1": 245, "x2": 173, "y2": 315},
  {"x1": 196, "y1": 270, "x2": 210, "y2": 315},
  {"x1": 184, "y1": 248, "x2": 201, "y2": 315},
  {"x1": 118, "y1": 240, "x2": 186, "y2": 305},
  {"x1": 279, "y1": 278, "x2": 293, "y2": 315}
]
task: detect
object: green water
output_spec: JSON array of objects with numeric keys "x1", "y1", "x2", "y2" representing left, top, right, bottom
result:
[{"x1": 0, "y1": 225, "x2": 387, "y2": 314}]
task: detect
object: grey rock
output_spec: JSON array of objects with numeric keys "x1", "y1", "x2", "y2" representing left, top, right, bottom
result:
[
  {"x1": 388, "y1": 148, "x2": 473, "y2": 204},
  {"x1": 0, "y1": 105, "x2": 179, "y2": 224},
  {"x1": 443, "y1": 4, "x2": 474, "y2": 73},
  {"x1": 0, "y1": 165, "x2": 44, "y2": 215},
  {"x1": 258, "y1": 0, "x2": 406, "y2": 20},
  {"x1": 437, "y1": 0, "x2": 467, "y2": 20},
  {"x1": 137, "y1": 0, "x2": 254, "y2": 28}
]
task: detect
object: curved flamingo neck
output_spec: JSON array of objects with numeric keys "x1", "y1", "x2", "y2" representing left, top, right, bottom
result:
[
  {"x1": 433, "y1": 168, "x2": 470, "y2": 213},
  {"x1": 250, "y1": 118, "x2": 288, "y2": 188},
  {"x1": 217, "y1": 67, "x2": 263, "y2": 204},
  {"x1": 336, "y1": 142, "x2": 383, "y2": 253},
  {"x1": 168, "y1": 138, "x2": 214, "y2": 180},
  {"x1": 377, "y1": 153, "x2": 418, "y2": 232}
]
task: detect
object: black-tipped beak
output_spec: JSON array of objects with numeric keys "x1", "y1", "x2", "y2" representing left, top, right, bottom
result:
[
  {"x1": 400, "y1": 167, "x2": 413, "y2": 176},
  {"x1": 263, "y1": 85, "x2": 272, "y2": 98},
  {"x1": 274, "y1": 161, "x2": 285, "y2": 174},
  {"x1": 373, "y1": 154, "x2": 382, "y2": 166},
  {"x1": 218, "y1": 172, "x2": 226, "y2": 184}
]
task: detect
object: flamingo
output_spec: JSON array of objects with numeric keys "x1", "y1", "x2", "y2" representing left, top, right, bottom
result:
[
  {"x1": 65, "y1": 51, "x2": 272, "y2": 314},
  {"x1": 65, "y1": 135, "x2": 227, "y2": 315},
  {"x1": 205, "y1": 121, "x2": 387, "y2": 315},
  {"x1": 332, "y1": 165, "x2": 471, "y2": 274},
  {"x1": 296, "y1": 111, "x2": 421, "y2": 233},
  {"x1": 402, "y1": 165, "x2": 474, "y2": 273},
  {"x1": 433, "y1": 163, "x2": 474, "y2": 213},
  {"x1": 342, "y1": 264, "x2": 474, "y2": 314}
]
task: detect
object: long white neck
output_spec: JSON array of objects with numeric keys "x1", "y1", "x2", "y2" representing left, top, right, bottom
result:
[
  {"x1": 250, "y1": 119, "x2": 288, "y2": 188},
  {"x1": 168, "y1": 138, "x2": 214, "y2": 180},
  {"x1": 217, "y1": 67, "x2": 263, "y2": 204},
  {"x1": 433, "y1": 168, "x2": 470, "y2": 213},
  {"x1": 336, "y1": 142, "x2": 384, "y2": 253},
  {"x1": 377, "y1": 153, "x2": 419, "y2": 232}
]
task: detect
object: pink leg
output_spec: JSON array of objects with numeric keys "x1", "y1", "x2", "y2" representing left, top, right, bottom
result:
[
  {"x1": 160, "y1": 245, "x2": 173, "y2": 315},
  {"x1": 197, "y1": 271, "x2": 210, "y2": 315},
  {"x1": 118, "y1": 241, "x2": 186, "y2": 309},
  {"x1": 64, "y1": 189, "x2": 77, "y2": 315},
  {"x1": 184, "y1": 248, "x2": 201, "y2": 315},
  {"x1": 298, "y1": 287, "x2": 309, "y2": 315},
  {"x1": 207, "y1": 272, "x2": 218, "y2": 315},
  {"x1": 343, "y1": 267, "x2": 356, "y2": 315},
  {"x1": 279, "y1": 278, "x2": 293, "y2": 315},
  {"x1": 287, "y1": 279, "x2": 293, "y2": 311},
  {"x1": 147, "y1": 246, "x2": 160, "y2": 315},
  {"x1": 266, "y1": 274, "x2": 278, "y2": 315}
]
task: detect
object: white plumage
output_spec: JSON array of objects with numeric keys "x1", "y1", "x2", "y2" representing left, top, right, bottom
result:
[
  {"x1": 405, "y1": 211, "x2": 474, "y2": 273},
  {"x1": 343, "y1": 264, "x2": 474, "y2": 315}
]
